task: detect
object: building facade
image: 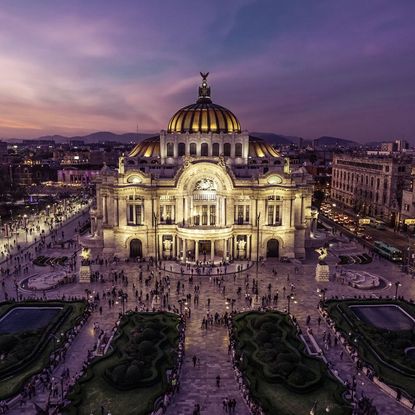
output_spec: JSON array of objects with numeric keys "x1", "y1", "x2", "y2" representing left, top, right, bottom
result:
[
  {"x1": 82, "y1": 75, "x2": 313, "y2": 261},
  {"x1": 331, "y1": 154, "x2": 412, "y2": 224}
]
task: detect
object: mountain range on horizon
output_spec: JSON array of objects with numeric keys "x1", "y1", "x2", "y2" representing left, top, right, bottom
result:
[{"x1": 0, "y1": 131, "x2": 402, "y2": 148}]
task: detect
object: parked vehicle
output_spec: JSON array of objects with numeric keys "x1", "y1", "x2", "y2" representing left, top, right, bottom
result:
[
  {"x1": 373, "y1": 240, "x2": 402, "y2": 262},
  {"x1": 369, "y1": 218, "x2": 386, "y2": 230}
]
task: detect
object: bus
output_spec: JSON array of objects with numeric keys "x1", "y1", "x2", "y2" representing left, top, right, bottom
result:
[{"x1": 373, "y1": 241, "x2": 403, "y2": 262}]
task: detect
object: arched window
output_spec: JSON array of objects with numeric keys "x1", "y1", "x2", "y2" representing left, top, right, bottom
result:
[
  {"x1": 201, "y1": 143, "x2": 209, "y2": 156},
  {"x1": 166, "y1": 142, "x2": 174, "y2": 157},
  {"x1": 212, "y1": 143, "x2": 220, "y2": 156},
  {"x1": 223, "y1": 143, "x2": 231, "y2": 157},
  {"x1": 235, "y1": 143, "x2": 242, "y2": 157},
  {"x1": 190, "y1": 142, "x2": 197, "y2": 156},
  {"x1": 178, "y1": 142, "x2": 186, "y2": 156}
]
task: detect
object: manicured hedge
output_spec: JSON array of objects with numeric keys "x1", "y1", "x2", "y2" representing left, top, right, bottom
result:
[
  {"x1": 65, "y1": 312, "x2": 179, "y2": 415},
  {"x1": 233, "y1": 311, "x2": 351, "y2": 415}
]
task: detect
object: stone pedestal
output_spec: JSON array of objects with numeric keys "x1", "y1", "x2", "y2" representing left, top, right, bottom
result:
[
  {"x1": 79, "y1": 264, "x2": 91, "y2": 283},
  {"x1": 315, "y1": 263, "x2": 330, "y2": 282},
  {"x1": 238, "y1": 249, "x2": 246, "y2": 259}
]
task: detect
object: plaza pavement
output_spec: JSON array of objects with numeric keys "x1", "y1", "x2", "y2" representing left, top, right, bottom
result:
[{"x1": 2, "y1": 221, "x2": 415, "y2": 414}]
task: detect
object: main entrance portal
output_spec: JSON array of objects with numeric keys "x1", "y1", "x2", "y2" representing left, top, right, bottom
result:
[
  {"x1": 130, "y1": 239, "x2": 142, "y2": 258},
  {"x1": 199, "y1": 240, "x2": 211, "y2": 258},
  {"x1": 266, "y1": 239, "x2": 279, "y2": 258}
]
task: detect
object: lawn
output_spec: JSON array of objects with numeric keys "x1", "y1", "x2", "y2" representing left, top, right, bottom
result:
[
  {"x1": 65, "y1": 312, "x2": 180, "y2": 415},
  {"x1": 324, "y1": 299, "x2": 415, "y2": 397},
  {"x1": 0, "y1": 300, "x2": 86, "y2": 400},
  {"x1": 233, "y1": 311, "x2": 351, "y2": 415}
]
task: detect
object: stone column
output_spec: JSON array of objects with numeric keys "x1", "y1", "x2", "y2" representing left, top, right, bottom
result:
[
  {"x1": 210, "y1": 240, "x2": 215, "y2": 261},
  {"x1": 184, "y1": 239, "x2": 187, "y2": 260},
  {"x1": 195, "y1": 240, "x2": 199, "y2": 262},
  {"x1": 247, "y1": 235, "x2": 251, "y2": 260}
]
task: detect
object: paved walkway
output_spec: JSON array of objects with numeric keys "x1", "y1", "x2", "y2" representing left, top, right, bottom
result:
[{"x1": 3, "y1": 229, "x2": 415, "y2": 414}]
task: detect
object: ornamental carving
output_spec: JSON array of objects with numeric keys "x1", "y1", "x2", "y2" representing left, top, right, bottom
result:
[{"x1": 194, "y1": 178, "x2": 217, "y2": 191}]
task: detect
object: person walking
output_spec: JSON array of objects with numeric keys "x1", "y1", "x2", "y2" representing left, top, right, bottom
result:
[
  {"x1": 192, "y1": 355, "x2": 197, "y2": 367},
  {"x1": 216, "y1": 374, "x2": 221, "y2": 388}
]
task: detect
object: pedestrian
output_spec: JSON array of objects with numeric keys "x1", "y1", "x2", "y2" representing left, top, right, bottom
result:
[
  {"x1": 216, "y1": 374, "x2": 221, "y2": 387},
  {"x1": 192, "y1": 355, "x2": 197, "y2": 367}
]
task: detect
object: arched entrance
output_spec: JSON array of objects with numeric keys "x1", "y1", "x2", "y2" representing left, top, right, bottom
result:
[
  {"x1": 267, "y1": 239, "x2": 279, "y2": 258},
  {"x1": 130, "y1": 239, "x2": 142, "y2": 258}
]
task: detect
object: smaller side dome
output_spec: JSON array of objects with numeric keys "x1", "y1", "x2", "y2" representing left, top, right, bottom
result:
[{"x1": 129, "y1": 136, "x2": 160, "y2": 157}]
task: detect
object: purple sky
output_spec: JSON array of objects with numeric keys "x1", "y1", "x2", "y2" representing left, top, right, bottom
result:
[{"x1": 0, "y1": 0, "x2": 414, "y2": 142}]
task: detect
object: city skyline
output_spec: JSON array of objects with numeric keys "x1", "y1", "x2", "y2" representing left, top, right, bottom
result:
[{"x1": 1, "y1": 0, "x2": 415, "y2": 142}]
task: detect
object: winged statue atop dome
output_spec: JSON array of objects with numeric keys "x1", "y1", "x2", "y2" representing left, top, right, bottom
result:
[{"x1": 200, "y1": 72, "x2": 209, "y2": 81}]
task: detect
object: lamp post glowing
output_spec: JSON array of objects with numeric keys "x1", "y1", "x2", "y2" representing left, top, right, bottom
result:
[
  {"x1": 256, "y1": 213, "x2": 260, "y2": 279},
  {"x1": 395, "y1": 281, "x2": 402, "y2": 299}
]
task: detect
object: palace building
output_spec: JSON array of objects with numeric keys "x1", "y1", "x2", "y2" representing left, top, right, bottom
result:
[{"x1": 82, "y1": 74, "x2": 313, "y2": 261}]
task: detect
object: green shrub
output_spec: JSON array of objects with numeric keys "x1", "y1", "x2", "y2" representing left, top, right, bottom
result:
[
  {"x1": 141, "y1": 328, "x2": 159, "y2": 341},
  {"x1": 274, "y1": 361, "x2": 295, "y2": 377},
  {"x1": 138, "y1": 340, "x2": 155, "y2": 356},
  {"x1": 256, "y1": 350, "x2": 277, "y2": 363}
]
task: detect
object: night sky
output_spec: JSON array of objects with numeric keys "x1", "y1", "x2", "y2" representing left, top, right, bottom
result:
[{"x1": 0, "y1": 0, "x2": 414, "y2": 141}]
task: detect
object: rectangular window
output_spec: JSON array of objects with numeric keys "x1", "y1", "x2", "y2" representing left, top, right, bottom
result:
[
  {"x1": 275, "y1": 205, "x2": 280, "y2": 224},
  {"x1": 128, "y1": 204, "x2": 134, "y2": 224},
  {"x1": 202, "y1": 205, "x2": 208, "y2": 225},
  {"x1": 135, "y1": 205, "x2": 142, "y2": 224},
  {"x1": 166, "y1": 205, "x2": 172, "y2": 220},
  {"x1": 268, "y1": 206, "x2": 273, "y2": 225},
  {"x1": 237, "y1": 205, "x2": 244, "y2": 224},
  {"x1": 210, "y1": 205, "x2": 216, "y2": 226},
  {"x1": 245, "y1": 206, "x2": 250, "y2": 223}
]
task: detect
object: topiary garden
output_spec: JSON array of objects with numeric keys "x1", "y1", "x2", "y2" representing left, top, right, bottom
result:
[
  {"x1": 65, "y1": 312, "x2": 180, "y2": 415},
  {"x1": 233, "y1": 311, "x2": 351, "y2": 415}
]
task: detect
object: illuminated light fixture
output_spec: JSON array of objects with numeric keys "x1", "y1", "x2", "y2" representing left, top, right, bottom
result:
[
  {"x1": 267, "y1": 175, "x2": 283, "y2": 185},
  {"x1": 127, "y1": 175, "x2": 142, "y2": 184}
]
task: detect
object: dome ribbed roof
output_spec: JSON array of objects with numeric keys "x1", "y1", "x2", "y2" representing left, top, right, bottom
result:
[{"x1": 167, "y1": 73, "x2": 241, "y2": 134}]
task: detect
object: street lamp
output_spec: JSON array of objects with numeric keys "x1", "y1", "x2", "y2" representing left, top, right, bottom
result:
[
  {"x1": 287, "y1": 294, "x2": 294, "y2": 314},
  {"x1": 119, "y1": 293, "x2": 128, "y2": 314},
  {"x1": 23, "y1": 214, "x2": 28, "y2": 243},
  {"x1": 395, "y1": 281, "x2": 402, "y2": 299},
  {"x1": 256, "y1": 213, "x2": 261, "y2": 279}
]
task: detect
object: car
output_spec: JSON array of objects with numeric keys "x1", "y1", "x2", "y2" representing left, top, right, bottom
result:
[
  {"x1": 280, "y1": 256, "x2": 290, "y2": 263},
  {"x1": 363, "y1": 235, "x2": 373, "y2": 241}
]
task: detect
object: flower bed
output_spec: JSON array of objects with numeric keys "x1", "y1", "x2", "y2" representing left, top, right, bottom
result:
[{"x1": 230, "y1": 311, "x2": 351, "y2": 415}]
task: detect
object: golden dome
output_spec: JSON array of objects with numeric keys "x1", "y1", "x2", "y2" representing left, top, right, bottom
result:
[
  {"x1": 167, "y1": 73, "x2": 241, "y2": 134},
  {"x1": 249, "y1": 137, "x2": 280, "y2": 158},
  {"x1": 129, "y1": 136, "x2": 160, "y2": 158}
]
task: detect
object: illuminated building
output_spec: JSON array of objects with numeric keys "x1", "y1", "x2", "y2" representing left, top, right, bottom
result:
[
  {"x1": 331, "y1": 154, "x2": 411, "y2": 225},
  {"x1": 82, "y1": 74, "x2": 313, "y2": 260}
]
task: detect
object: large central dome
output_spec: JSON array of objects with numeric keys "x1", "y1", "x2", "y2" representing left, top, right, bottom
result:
[{"x1": 167, "y1": 73, "x2": 241, "y2": 134}]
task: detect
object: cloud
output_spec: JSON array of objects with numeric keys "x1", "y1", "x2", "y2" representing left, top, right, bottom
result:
[{"x1": 0, "y1": 0, "x2": 414, "y2": 140}]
